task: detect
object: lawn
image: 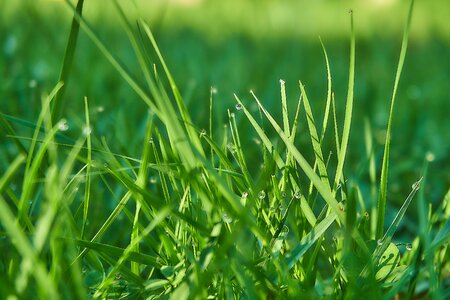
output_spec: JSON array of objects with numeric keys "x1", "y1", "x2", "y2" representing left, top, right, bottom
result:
[{"x1": 0, "y1": 0, "x2": 449, "y2": 299}]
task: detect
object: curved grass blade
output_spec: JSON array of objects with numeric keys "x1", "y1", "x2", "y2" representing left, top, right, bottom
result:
[
  {"x1": 376, "y1": 0, "x2": 415, "y2": 239},
  {"x1": 333, "y1": 9, "x2": 355, "y2": 191}
]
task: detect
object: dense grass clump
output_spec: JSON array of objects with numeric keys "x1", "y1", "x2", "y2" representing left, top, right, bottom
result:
[{"x1": 0, "y1": 0, "x2": 448, "y2": 299}]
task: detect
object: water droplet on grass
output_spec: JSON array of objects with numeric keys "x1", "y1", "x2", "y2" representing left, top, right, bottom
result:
[
  {"x1": 235, "y1": 103, "x2": 243, "y2": 111},
  {"x1": 96, "y1": 106, "x2": 105, "y2": 113},
  {"x1": 406, "y1": 243, "x2": 413, "y2": 251},
  {"x1": 281, "y1": 191, "x2": 287, "y2": 198},
  {"x1": 426, "y1": 152, "x2": 435, "y2": 162},
  {"x1": 258, "y1": 190, "x2": 266, "y2": 200},
  {"x1": 200, "y1": 129, "x2": 207, "y2": 137},
  {"x1": 222, "y1": 213, "x2": 233, "y2": 223},
  {"x1": 57, "y1": 119, "x2": 69, "y2": 131},
  {"x1": 377, "y1": 239, "x2": 383, "y2": 246},
  {"x1": 293, "y1": 191, "x2": 301, "y2": 199},
  {"x1": 241, "y1": 192, "x2": 248, "y2": 198},
  {"x1": 83, "y1": 126, "x2": 92, "y2": 136}
]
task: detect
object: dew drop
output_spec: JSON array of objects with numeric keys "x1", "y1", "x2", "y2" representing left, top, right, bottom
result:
[
  {"x1": 57, "y1": 119, "x2": 69, "y2": 131},
  {"x1": 293, "y1": 191, "x2": 301, "y2": 199},
  {"x1": 425, "y1": 152, "x2": 435, "y2": 162},
  {"x1": 222, "y1": 213, "x2": 233, "y2": 223},
  {"x1": 235, "y1": 103, "x2": 243, "y2": 111},
  {"x1": 406, "y1": 243, "x2": 413, "y2": 251},
  {"x1": 148, "y1": 138, "x2": 154, "y2": 144},
  {"x1": 258, "y1": 190, "x2": 266, "y2": 200},
  {"x1": 281, "y1": 191, "x2": 287, "y2": 198},
  {"x1": 211, "y1": 87, "x2": 218, "y2": 94},
  {"x1": 83, "y1": 126, "x2": 92, "y2": 136},
  {"x1": 241, "y1": 191, "x2": 248, "y2": 198},
  {"x1": 149, "y1": 177, "x2": 157, "y2": 184},
  {"x1": 377, "y1": 239, "x2": 383, "y2": 246},
  {"x1": 364, "y1": 211, "x2": 369, "y2": 219},
  {"x1": 96, "y1": 106, "x2": 105, "y2": 113},
  {"x1": 200, "y1": 129, "x2": 207, "y2": 137}
]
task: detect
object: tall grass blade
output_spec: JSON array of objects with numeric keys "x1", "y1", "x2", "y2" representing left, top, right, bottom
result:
[
  {"x1": 51, "y1": 0, "x2": 84, "y2": 122},
  {"x1": 333, "y1": 9, "x2": 355, "y2": 191},
  {"x1": 376, "y1": 0, "x2": 415, "y2": 239}
]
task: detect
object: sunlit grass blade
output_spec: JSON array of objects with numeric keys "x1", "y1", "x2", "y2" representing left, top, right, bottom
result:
[
  {"x1": 285, "y1": 213, "x2": 336, "y2": 269},
  {"x1": 333, "y1": 9, "x2": 355, "y2": 191},
  {"x1": 233, "y1": 94, "x2": 285, "y2": 169},
  {"x1": 93, "y1": 207, "x2": 171, "y2": 298},
  {"x1": 280, "y1": 79, "x2": 290, "y2": 137},
  {"x1": 228, "y1": 110, "x2": 253, "y2": 189},
  {"x1": 131, "y1": 112, "x2": 154, "y2": 274},
  {"x1": 376, "y1": 0, "x2": 415, "y2": 240},
  {"x1": 299, "y1": 81, "x2": 330, "y2": 188},
  {"x1": 250, "y1": 91, "x2": 343, "y2": 222},
  {"x1": 318, "y1": 37, "x2": 332, "y2": 142},
  {"x1": 0, "y1": 194, "x2": 60, "y2": 299}
]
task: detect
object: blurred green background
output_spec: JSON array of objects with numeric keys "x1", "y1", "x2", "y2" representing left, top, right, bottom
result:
[{"x1": 1, "y1": 0, "x2": 449, "y2": 234}]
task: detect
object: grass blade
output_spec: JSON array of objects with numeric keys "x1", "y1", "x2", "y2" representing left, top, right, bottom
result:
[
  {"x1": 51, "y1": 0, "x2": 84, "y2": 122},
  {"x1": 376, "y1": 0, "x2": 415, "y2": 239}
]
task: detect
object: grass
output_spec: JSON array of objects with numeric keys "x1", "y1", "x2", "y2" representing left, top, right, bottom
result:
[{"x1": 0, "y1": 0, "x2": 449, "y2": 299}]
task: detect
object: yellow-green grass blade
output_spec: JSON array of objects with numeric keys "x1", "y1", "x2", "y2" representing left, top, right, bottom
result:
[
  {"x1": 333, "y1": 10, "x2": 355, "y2": 192},
  {"x1": 285, "y1": 213, "x2": 336, "y2": 269},
  {"x1": 250, "y1": 92, "x2": 343, "y2": 222},
  {"x1": 137, "y1": 19, "x2": 205, "y2": 158},
  {"x1": 228, "y1": 110, "x2": 253, "y2": 189},
  {"x1": 299, "y1": 81, "x2": 330, "y2": 188},
  {"x1": 234, "y1": 94, "x2": 285, "y2": 169},
  {"x1": 19, "y1": 84, "x2": 63, "y2": 229},
  {"x1": 81, "y1": 97, "x2": 92, "y2": 240},
  {"x1": 94, "y1": 207, "x2": 172, "y2": 298},
  {"x1": 318, "y1": 37, "x2": 333, "y2": 142},
  {"x1": 376, "y1": 0, "x2": 415, "y2": 240},
  {"x1": 0, "y1": 153, "x2": 26, "y2": 194},
  {"x1": 131, "y1": 112, "x2": 154, "y2": 274},
  {"x1": 364, "y1": 118, "x2": 377, "y2": 238},
  {"x1": 280, "y1": 79, "x2": 290, "y2": 137},
  {"x1": 0, "y1": 194, "x2": 59, "y2": 299}
]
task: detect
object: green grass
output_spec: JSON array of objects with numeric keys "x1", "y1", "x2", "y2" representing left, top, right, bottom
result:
[{"x1": 0, "y1": 0, "x2": 449, "y2": 299}]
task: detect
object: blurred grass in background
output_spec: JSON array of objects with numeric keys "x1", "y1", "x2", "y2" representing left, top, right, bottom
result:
[{"x1": 1, "y1": 0, "x2": 449, "y2": 236}]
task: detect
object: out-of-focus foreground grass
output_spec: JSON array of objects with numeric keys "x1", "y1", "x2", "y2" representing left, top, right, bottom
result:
[{"x1": 1, "y1": 0, "x2": 449, "y2": 234}]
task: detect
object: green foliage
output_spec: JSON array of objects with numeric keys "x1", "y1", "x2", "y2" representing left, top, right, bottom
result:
[{"x1": 0, "y1": 0, "x2": 448, "y2": 299}]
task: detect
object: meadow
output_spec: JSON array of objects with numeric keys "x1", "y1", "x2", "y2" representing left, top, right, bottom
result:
[{"x1": 0, "y1": 0, "x2": 449, "y2": 298}]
